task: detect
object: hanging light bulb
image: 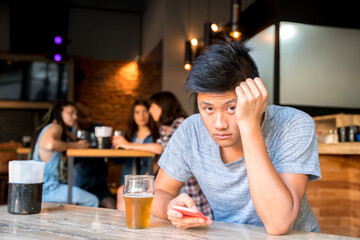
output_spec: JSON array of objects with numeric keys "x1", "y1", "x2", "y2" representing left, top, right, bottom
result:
[
  {"x1": 211, "y1": 23, "x2": 218, "y2": 32},
  {"x1": 184, "y1": 63, "x2": 191, "y2": 70},
  {"x1": 184, "y1": 40, "x2": 192, "y2": 70},
  {"x1": 191, "y1": 38, "x2": 198, "y2": 46},
  {"x1": 230, "y1": 0, "x2": 241, "y2": 39},
  {"x1": 230, "y1": 31, "x2": 241, "y2": 39}
]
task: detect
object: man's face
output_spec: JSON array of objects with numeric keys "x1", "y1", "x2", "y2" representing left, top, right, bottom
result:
[{"x1": 197, "y1": 91, "x2": 241, "y2": 149}]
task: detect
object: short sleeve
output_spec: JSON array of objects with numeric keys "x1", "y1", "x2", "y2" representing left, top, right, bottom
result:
[
  {"x1": 158, "y1": 119, "x2": 193, "y2": 182},
  {"x1": 272, "y1": 113, "x2": 321, "y2": 181}
]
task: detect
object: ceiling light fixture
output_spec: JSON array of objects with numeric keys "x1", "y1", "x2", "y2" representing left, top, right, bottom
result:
[
  {"x1": 229, "y1": 0, "x2": 241, "y2": 39},
  {"x1": 211, "y1": 23, "x2": 218, "y2": 32},
  {"x1": 184, "y1": 40, "x2": 192, "y2": 70},
  {"x1": 191, "y1": 38, "x2": 198, "y2": 46}
]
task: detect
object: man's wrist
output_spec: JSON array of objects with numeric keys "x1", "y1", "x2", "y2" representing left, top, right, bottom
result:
[{"x1": 238, "y1": 121, "x2": 261, "y2": 134}]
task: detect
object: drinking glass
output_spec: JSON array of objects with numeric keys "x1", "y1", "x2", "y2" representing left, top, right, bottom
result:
[
  {"x1": 123, "y1": 175, "x2": 154, "y2": 229},
  {"x1": 114, "y1": 130, "x2": 124, "y2": 137},
  {"x1": 76, "y1": 130, "x2": 87, "y2": 140}
]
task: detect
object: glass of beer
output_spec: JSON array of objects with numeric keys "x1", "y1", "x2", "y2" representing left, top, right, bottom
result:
[{"x1": 123, "y1": 175, "x2": 154, "y2": 229}]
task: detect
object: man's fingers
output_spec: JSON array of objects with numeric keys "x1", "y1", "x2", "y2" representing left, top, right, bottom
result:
[
  {"x1": 239, "y1": 81, "x2": 254, "y2": 100},
  {"x1": 235, "y1": 85, "x2": 245, "y2": 98},
  {"x1": 245, "y1": 78, "x2": 261, "y2": 98},
  {"x1": 254, "y1": 77, "x2": 268, "y2": 97},
  {"x1": 169, "y1": 216, "x2": 212, "y2": 229},
  {"x1": 178, "y1": 193, "x2": 196, "y2": 209}
]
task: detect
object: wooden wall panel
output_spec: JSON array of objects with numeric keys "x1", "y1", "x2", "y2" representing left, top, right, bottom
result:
[{"x1": 307, "y1": 154, "x2": 360, "y2": 237}]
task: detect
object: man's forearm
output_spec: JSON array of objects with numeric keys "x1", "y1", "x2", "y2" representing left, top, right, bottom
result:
[
  {"x1": 240, "y1": 125, "x2": 298, "y2": 234},
  {"x1": 151, "y1": 189, "x2": 174, "y2": 219}
]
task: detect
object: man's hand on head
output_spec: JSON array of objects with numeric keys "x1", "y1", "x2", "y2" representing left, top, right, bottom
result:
[
  {"x1": 235, "y1": 77, "x2": 268, "y2": 130},
  {"x1": 166, "y1": 193, "x2": 212, "y2": 229}
]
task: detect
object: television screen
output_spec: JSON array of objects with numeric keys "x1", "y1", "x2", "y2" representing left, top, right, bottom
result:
[
  {"x1": 0, "y1": 59, "x2": 68, "y2": 101},
  {"x1": 279, "y1": 21, "x2": 360, "y2": 109},
  {"x1": 246, "y1": 22, "x2": 360, "y2": 115}
]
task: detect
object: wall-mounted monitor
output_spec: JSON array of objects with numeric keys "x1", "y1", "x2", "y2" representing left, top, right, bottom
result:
[
  {"x1": 246, "y1": 22, "x2": 360, "y2": 115},
  {"x1": 0, "y1": 53, "x2": 74, "y2": 109},
  {"x1": 279, "y1": 22, "x2": 360, "y2": 109}
]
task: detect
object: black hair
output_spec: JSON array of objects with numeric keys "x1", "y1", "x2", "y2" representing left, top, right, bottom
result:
[
  {"x1": 30, "y1": 99, "x2": 77, "y2": 158},
  {"x1": 149, "y1": 91, "x2": 188, "y2": 126},
  {"x1": 125, "y1": 98, "x2": 159, "y2": 142},
  {"x1": 185, "y1": 39, "x2": 259, "y2": 93}
]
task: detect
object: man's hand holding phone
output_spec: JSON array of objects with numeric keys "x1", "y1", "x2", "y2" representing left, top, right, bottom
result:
[{"x1": 167, "y1": 193, "x2": 212, "y2": 229}]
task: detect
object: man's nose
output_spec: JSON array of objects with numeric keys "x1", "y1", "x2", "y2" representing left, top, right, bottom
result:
[{"x1": 214, "y1": 113, "x2": 228, "y2": 130}]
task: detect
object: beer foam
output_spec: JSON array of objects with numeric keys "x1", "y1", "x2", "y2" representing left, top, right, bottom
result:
[{"x1": 124, "y1": 193, "x2": 154, "y2": 198}]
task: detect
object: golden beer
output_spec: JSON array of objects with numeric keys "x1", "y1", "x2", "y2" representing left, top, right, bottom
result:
[{"x1": 124, "y1": 193, "x2": 154, "y2": 229}]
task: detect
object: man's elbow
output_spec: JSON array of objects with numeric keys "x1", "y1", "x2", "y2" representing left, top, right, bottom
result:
[{"x1": 264, "y1": 221, "x2": 292, "y2": 235}]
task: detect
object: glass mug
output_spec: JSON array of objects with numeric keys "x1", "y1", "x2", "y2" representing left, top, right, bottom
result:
[
  {"x1": 114, "y1": 130, "x2": 124, "y2": 137},
  {"x1": 123, "y1": 175, "x2": 154, "y2": 229}
]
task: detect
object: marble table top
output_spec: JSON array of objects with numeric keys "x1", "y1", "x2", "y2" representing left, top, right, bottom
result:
[{"x1": 0, "y1": 203, "x2": 357, "y2": 239}]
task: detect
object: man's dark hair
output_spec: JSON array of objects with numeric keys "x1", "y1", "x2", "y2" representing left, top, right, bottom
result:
[
  {"x1": 149, "y1": 91, "x2": 188, "y2": 126},
  {"x1": 185, "y1": 39, "x2": 259, "y2": 93}
]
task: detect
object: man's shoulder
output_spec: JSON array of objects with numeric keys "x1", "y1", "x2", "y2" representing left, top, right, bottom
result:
[
  {"x1": 171, "y1": 114, "x2": 208, "y2": 142},
  {"x1": 180, "y1": 114, "x2": 208, "y2": 133},
  {"x1": 266, "y1": 105, "x2": 314, "y2": 127},
  {"x1": 181, "y1": 114, "x2": 203, "y2": 127}
]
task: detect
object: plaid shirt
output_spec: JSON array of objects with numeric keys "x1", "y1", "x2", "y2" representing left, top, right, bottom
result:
[
  {"x1": 184, "y1": 176, "x2": 213, "y2": 219},
  {"x1": 156, "y1": 117, "x2": 185, "y2": 149},
  {"x1": 157, "y1": 117, "x2": 213, "y2": 219}
]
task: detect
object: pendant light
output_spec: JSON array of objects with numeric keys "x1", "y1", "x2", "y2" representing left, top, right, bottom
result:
[
  {"x1": 229, "y1": 0, "x2": 241, "y2": 39},
  {"x1": 184, "y1": 40, "x2": 192, "y2": 70}
]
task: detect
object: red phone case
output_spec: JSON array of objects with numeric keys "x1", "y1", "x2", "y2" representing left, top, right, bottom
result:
[{"x1": 172, "y1": 206, "x2": 208, "y2": 220}]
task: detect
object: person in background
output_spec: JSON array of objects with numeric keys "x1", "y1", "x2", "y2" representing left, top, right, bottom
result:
[
  {"x1": 118, "y1": 99, "x2": 159, "y2": 184},
  {"x1": 151, "y1": 39, "x2": 321, "y2": 234},
  {"x1": 113, "y1": 92, "x2": 212, "y2": 219},
  {"x1": 112, "y1": 99, "x2": 158, "y2": 209},
  {"x1": 30, "y1": 100, "x2": 99, "y2": 207},
  {"x1": 73, "y1": 102, "x2": 116, "y2": 209}
]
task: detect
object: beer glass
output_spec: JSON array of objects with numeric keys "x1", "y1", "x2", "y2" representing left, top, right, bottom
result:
[
  {"x1": 123, "y1": 175, "x2": 154, "y2": 229},
  {"x1": 76, "y1": 130, "x2": 87, "y2": 140},
  {"x1": 114, "y1": 130, "x2": 124, "y2": 137}
]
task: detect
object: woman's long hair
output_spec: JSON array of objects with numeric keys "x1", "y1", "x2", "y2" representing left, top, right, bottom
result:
[
  {"x1": 149, "y1": 91, "x2": 188, "y2": 126},
  {"x1": 30, "y1": 100, "x2": 77, "y2": 181},
  {"x1": 125, "y1": 99, "x2": 159, "y2": 142}
]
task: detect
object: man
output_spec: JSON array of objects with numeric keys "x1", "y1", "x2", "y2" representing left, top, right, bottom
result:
[{"x1": 151, "y1": 40, "x2": 321, "y2": 235}]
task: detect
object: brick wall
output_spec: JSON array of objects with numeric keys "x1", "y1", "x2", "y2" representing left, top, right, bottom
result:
[{"x1": 74, "y1": 57, "x2": 162, "y2": 131}]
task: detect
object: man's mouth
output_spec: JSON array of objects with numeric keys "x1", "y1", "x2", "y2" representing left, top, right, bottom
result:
[{"x1": 214, "y1": 133, "x2": 231, "y2": 140}]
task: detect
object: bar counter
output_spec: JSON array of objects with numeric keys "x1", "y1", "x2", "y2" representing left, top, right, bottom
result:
[{"x1": 0, "y1": 203, "x2": 357, "y2": 239}]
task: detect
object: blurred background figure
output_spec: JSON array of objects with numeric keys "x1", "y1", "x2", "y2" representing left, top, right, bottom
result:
[
  {"x1": 73, "y1": 102, "x2": 116, "y2": 209},
  {"x1": 30, "y1": 100, "x2": 98, "y2": 207},
  {"x1": 112, "y1": 98, "x2": 159, "y2": 210},
  {"x1": 117, "y1": 99, "x2": 159, "y2": 185}
]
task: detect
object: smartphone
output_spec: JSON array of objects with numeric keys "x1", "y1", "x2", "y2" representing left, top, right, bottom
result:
[{"x1": 172, "y1": 205, "x2": 209, "y2": 220}]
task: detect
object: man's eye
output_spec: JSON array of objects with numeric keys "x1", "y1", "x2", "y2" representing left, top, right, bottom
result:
[
  {"x1": 228, "y1": 106, "x2": 236, "y2": 111},
  {"x1": 204, "y1": 107, "x2": 213, "y2": 112}
]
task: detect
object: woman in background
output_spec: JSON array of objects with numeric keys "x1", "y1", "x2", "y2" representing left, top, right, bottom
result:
[
  {"x1": 113, "y1": 92, "x2": 187, "y2": 172},
  {"x1": 30, "y1": 100, "x2": 99, "y2": 207},
  {"x1": 118, "y1": 98, "x2": 159, "y2": 185}
]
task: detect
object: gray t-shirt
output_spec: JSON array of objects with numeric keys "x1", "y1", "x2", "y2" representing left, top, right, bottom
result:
[{"x1": 158, "y1": 105, "x2": 321, "y2": 232}]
